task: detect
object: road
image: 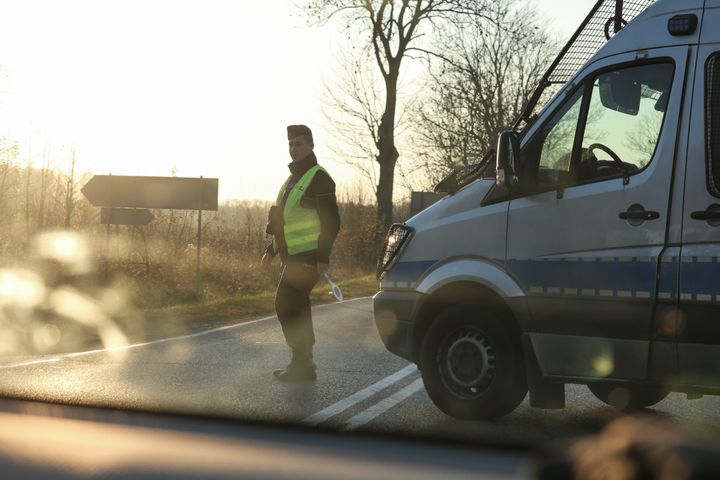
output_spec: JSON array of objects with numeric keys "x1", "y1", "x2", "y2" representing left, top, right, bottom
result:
[{"x1": 1, "y1": 297, "x2": 720, "y2": 446}]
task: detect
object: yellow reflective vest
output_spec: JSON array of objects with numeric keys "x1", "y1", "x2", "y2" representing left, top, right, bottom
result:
[{"x1": 273, "y1": 164, "x2": 327, "y2": 255}]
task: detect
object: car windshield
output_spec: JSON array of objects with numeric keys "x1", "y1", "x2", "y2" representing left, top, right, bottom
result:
[{"x1": 2, "y1": 0, "x2": 720, "y2": 463}]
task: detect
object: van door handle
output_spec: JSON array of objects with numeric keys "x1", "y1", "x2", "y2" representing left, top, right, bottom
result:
[
  {"x1": 690, "y1": 211, "x2": 720, "y2": 220},
  {"x1": 690, "y1": 204, "x2": 720, "y2": 225},
  {"x1": 619, "y1": 204, "x2": 659, "y2": 223}
]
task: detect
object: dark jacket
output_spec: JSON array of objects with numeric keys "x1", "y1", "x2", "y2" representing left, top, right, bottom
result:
[{"x1": 265, "y1": 152, "x2": 340, "y2": 265}]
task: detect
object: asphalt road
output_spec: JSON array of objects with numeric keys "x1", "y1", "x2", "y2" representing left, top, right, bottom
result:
[{"x1": 2, "y1": 297, "x2": 720, "y2": 446}]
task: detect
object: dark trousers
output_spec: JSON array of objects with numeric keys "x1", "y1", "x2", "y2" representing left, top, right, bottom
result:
[{"x1": 275, "y1": 262, "x2": 319, "y2": 358}]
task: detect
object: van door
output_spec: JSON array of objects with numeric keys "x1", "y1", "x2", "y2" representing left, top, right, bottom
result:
[
  {"x1": 677, "y1": 45, "x2": 720, "y2": 387},
  {"x1": 505, "y1": 47, "x2": 688, "y2": 380}
]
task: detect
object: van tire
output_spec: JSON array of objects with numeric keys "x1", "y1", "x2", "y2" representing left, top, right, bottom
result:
[
  {"x1": 588, "y1": 382, "x2": 669, "y2": 411},
  {"x1": 418, "y1": 304, "x2": 527, "y2": 420}
]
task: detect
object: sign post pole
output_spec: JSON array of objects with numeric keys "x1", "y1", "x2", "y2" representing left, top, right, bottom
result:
[
  {"x1": 106, "y1": 173, "x2": 112, "y2": 250},
  {"x1": 196, "y1": 176, "x2": 204, "y2": 297},
  {"x1": 106, "y1": 208, "x2": 111, "y2": 242}
]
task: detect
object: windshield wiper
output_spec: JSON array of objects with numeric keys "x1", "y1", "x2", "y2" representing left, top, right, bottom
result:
[{"x1": 434, "y1": 151, "x2": 495, "y2": 195}]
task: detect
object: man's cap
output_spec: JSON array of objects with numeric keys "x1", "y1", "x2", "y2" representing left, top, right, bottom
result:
[{"x1": 287, "y1": 124, "x2": 313, "y2": 143}]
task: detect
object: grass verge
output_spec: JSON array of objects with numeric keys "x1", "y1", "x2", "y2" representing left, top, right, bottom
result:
[{"x1": 139, "y1": 274, "x2": 379, "y2": 342}]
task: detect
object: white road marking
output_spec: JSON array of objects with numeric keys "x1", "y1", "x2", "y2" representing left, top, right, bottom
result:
[
  {"x1": 343, "y1": 378, "x2": 425, "y2": 431},
  {"x1": 0, "y1": 296, "x2": 372, "y2": 369},
  {"x1": 0, "y1": 358, "x2": 61, "y2": 369},
  {"x1": 302, "y1": 364, "x2": 418, "y2": 427}
]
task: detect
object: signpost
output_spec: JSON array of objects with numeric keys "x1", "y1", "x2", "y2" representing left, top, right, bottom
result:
[
  {"x1": 82, "y1": 175, "x2": 220, "y2": 296},
  {"x1": 101, "y1": 208, "x2": 154, "y2": 226},
  {"x1": 81, "y1": 175, "x2": 218, "y2": 211}
]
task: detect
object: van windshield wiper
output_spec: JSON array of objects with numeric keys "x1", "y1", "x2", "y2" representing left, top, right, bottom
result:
[{"x1": 434, "y1": 151, "x2": 495, "y2": 195}]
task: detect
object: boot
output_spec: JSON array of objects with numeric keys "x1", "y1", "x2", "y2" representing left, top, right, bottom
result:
[{"x1": 273, "y1": 348, "x2": 317, "y2": 383}]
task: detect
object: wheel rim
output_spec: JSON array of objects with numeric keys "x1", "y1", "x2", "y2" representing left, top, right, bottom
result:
[{"x1": 439, "y1": 329, "x2": 495, "y2": 399}]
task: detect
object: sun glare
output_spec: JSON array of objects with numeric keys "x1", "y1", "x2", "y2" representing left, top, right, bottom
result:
[
  {"x1": 0, "y1": 0, "x2": 347, "y2": 203},
  {"x1": 0, "y1": 269, "x2": 46, "y2": 309},
  {"x1": 33, "y1": 231, "x2": 93, "y2": 275}
]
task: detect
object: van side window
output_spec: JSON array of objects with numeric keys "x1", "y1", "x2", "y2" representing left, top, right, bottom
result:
[
  {"x1": 525, "y1": 61, "x2": 674, "y2": 194},
  {"x1": 575, "y1": 63, "x2": 673, "y2": 183},
  {"x1": 537, "y1": 89, "x2": 583, "y2": 188},
  {"x1": 707, "y1": 54, "x2": 720, "y2": 197}
]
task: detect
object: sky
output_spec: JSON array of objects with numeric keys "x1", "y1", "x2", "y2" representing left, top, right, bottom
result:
[{"x1": 0, "y1": 0, "x2": 596, "y2": 203}]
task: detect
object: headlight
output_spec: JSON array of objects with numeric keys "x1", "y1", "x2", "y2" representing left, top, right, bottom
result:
[{"x1": 376, "y1": 224, "x2": 413, "y2": 280}]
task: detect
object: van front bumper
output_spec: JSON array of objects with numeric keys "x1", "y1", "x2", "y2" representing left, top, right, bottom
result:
[{"x1": 373, "y1": 290, "x2": 425, "y2": 362}]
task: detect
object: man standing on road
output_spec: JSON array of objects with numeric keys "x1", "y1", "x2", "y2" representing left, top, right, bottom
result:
[{"x1": 262, "y1": 124, "x2": 341, "y2": 383}]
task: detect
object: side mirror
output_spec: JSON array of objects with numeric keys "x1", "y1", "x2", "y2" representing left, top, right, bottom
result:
[{"x1": 496, "y1": 130, "x2": 520, "y2": 188}]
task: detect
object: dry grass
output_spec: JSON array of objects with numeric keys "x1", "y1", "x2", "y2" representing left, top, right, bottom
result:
[
  {"x1": 140, "y1": 274, "x2": 378, "y2": 342},
  {"x1": 0, "y1": 164, "x2": 409, "y2": 349}
]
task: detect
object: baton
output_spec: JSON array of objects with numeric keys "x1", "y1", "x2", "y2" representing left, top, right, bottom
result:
[{"x1": 323, "y1": 273, "x2": 344, "y2": 302}]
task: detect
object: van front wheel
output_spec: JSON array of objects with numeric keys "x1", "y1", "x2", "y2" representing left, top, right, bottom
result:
[{"x1": 418, "y1": 305, "x2": 527, "y2": 420}]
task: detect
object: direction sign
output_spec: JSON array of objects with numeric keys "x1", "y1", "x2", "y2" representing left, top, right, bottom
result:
[
  {"x1": 101, "y1": 208, "x2": 154, "y2": 226},
  {"x1": 81, "y1": 176, "x2": 219, "y2": 211}
]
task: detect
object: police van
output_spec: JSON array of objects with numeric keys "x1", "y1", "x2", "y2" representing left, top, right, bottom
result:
[{"x1": 374, "y1": 0, "x2": 720, "y2": 419}]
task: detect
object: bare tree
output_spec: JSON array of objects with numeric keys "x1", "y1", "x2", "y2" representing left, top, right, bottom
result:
[
  {"x1": 0, "y1": 139, "x2": 19, "y2": 207},
  {"x1": 413, "y1": 0, "x2": 556, "y2": 186},
  {"x1": 36, "y1": 147, "x2": 51, "y2": 231},
  {"x1": 322, "y1": 49, "x2": 416, "y2": 196},
  {"x1": 322, "y1": 50, "x2": 383, "y2": 190},
  {"x1": 0, "y1": 139, "x2": 19, "y2": 254},
  {"x1": 306, "y1": 0, "x2": 490, "y2": 241},
  {"x1": 24, "y1": 159, "x2": 32, "y2": 239},
  {"x1": 64, "y1": 147, "x2": 77, "y2": 228}
]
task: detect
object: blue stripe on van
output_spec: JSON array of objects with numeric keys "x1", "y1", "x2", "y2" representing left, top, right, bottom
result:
[
  {"x1": 680, "y1": 257, "x2": 720, "y2": 302},
  {"x1": 657, "y1": 248, "x2": 680, "y2": 301},
  {"x1": 386, "y1": 255, "x2": 720, "y2": 303},
  {"x1": 507, "y1": 257, "x2": 658, "y2": 298}
]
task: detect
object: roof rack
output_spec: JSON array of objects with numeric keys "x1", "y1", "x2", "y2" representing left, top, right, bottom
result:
[{"x1": 514, "y1": 0, "x2": 657, "y2": 130}]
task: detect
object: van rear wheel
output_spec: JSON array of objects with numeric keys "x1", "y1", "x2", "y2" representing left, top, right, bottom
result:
[
  {"x1": 418, "y1": 305, "x2": 527, "y2": 420},
  {"x1": 588, "y1": 382, "x2": 669, "y2": 411}
]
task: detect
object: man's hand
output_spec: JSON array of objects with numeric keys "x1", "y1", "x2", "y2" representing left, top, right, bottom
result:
[
  {"x1": 317, "y1": 262, "x2": 329, "y2": 276},
  {"x1": 261, "y1": 253, "x2": 273, "y2": 268}
]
